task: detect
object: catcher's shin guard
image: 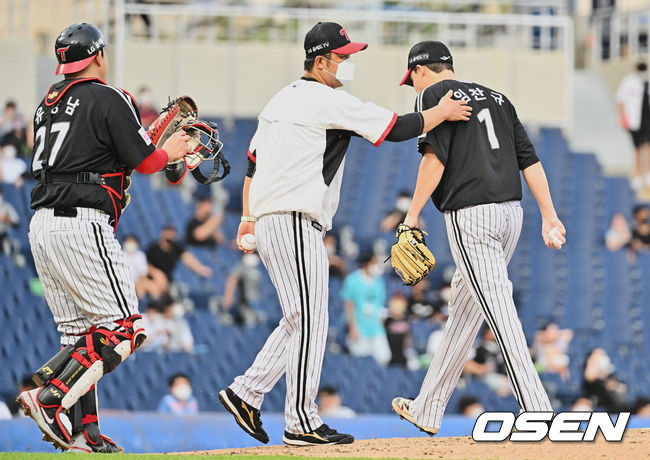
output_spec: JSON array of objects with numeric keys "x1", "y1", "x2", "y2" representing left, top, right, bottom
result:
[
  {"x1": 68, "y1": 385, "x2": 124, "y2": 453},
  {"x1": 35, "y1": 314, "x2": 146, "y2": 411}
]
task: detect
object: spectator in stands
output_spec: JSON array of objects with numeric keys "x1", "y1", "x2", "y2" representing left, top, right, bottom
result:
[
  {"x1": 157, "y1": 373, "x2": 199, "y2": 415},
  {"x1": 342, "y1": 252, "x2": 390, "y2": 366},
  {"x1": 137, "y1": 86, "x2": 159, "y2": 129},
  {"x1": 632, "y1": 397, "x2": 650, "y2": 416},
  {"x1": 324, "y1": 234, "x2": 347, "y2": 278},
  {"x1": 0, "y1": 190, "x2": 19, "y2": 254},
  {"x1": 457, "y1": 395, "x2": 484, "y2": 418},
  {"x1": 146, "y1": 225, "x2": 212, "y2": 284},
  {"x1": 631, "y1": 205, "x2": 650, "y2": 252},
  {"x1": 617, "y1": 62, "x2": 650, "y2": 189},
  {"x1": 533, "y1": 322, "x2": 573, "y2": 380},
  {"x1": 0, "y1": 101, "x2": 20, "y2": 138},
  {"x1": 317, "y1": 386, "x2": 356, "y2": 418},
  {"x1": 570, "y1": 396, "x2": 594, "y2": 411},
  {"x1": 407, "y1": 278, "x2": 449, "y2": 320},
  {"x1": 384, "y1": 292, "x2": 411, "y2": 367},
  {"x1": 463, "y1": 327, "x2": 512, "y2": 397},
  {"x1": 123, "y1": 234, "x2": 168, "y2": 299},
  {"x1": 605, "y1": 212, "x2": 632, "y2": 251},
  {"x1": 380, "y1": 190, "x2": 425, "y2": 232},
  {"x1": 141, "y1": 295, "x2": 195, "y2": 352},
  {"x1": 185, "y1": 196, "x2": 224, "y2": 247},
  {"x1": 583, "y1": 348, "x2": 629, "y2": 412},
  {"x1": 0, "y1": 400, "x2": 10, "y2": 420},
  {"x1": 222, "y1": 253, "x2": 263, "y2": 325},
  {"x1": 0, "y1": 143, "x2": 27, "y2": 187},
  {"x1": 9, "y1": 375, "x2": 37, "y2": 417}
]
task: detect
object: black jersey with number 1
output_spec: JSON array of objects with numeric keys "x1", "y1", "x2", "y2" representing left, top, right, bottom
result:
[{"x1": 416, "y1": 80, "x2": 540, "y2": 212}]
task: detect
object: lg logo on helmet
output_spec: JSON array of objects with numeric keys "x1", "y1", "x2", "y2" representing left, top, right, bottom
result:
[{"x1": 472, "y1": 412, "x2": 630, "y2": 442}]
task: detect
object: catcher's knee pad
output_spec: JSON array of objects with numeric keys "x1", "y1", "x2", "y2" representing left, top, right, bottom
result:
[{"x1": 34, "y1": 315, "x2": 146, "y2": 410}]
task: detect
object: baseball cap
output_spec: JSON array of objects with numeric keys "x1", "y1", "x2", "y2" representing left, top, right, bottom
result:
[
  {"x1": 54, "y1": 23, "x2": 106, "y2": 75},
  {"x1": 399, "y1": 40, "x2": 453, "y2": 86},
  {"x1": 304, "y1": 22, "x2": 367, "y2": 59}
]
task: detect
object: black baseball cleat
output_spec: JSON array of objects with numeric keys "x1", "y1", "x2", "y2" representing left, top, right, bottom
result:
[
  {"x1": 218, "y1": 388, "x2": 269, "y2": 444},
  {"x1": 283, "y1": 424, "x2": 354, "y2": 446},
  {"x1": 69, "y1": 423, "x2": 124, "y2": 453}
]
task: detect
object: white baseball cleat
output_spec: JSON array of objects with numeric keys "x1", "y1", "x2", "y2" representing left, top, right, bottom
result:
[
  {"x1": 17, "y1": 388, "x2": 72, "y2": 450},
  {"x1": 392, "y1": 397, "x2": 439, "y2": 436}
]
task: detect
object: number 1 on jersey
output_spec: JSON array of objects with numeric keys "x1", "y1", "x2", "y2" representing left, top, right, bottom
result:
[{"x1": 477, "y1": 108, "x2": 500, "y2": 150}]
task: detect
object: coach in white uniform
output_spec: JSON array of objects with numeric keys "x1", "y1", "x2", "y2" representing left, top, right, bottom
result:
[{"x1": 218, "y1": 22, "x2": 471, "y2": 446}]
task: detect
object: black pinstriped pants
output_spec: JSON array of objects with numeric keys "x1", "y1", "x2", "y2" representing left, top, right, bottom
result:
[
  {"x1": 412, "y1": 201, "x2": 553, "y2": 429},
  {"x1": 230, "y1": 212, "x2": 327, "y2": 434}
]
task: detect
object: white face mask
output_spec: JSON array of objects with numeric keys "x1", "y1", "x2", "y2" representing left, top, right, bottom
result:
[
  {"x1": 123, "y1": 241, "x2": 138, "y2": 254},
  {"x1": 2, "y1": 145, "x2": 17, "y2": 159},
  {"x1": 396, "y1": 197, "x2": 411, "y2": 213},
  {"x1": 369, "y1": 263, "x2": 383, "y2": 277},
  {"x1": 323, "y1": 57, "x2": 356, "y2": 85},
  {"x1": 171, "y1": 384, "x2": 192, "y2": 402},
  {"x1": 242, "y1": 254, "x2": 259, "y2": 268}
]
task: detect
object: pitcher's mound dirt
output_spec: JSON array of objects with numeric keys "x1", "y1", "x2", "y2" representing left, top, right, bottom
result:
[{"x1": 186, "y1": 428, "x2": 649, "y2": 459}]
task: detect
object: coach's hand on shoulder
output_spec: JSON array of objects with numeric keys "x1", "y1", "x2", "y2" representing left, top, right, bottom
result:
[
  {"x1": 438, "y1": 90, "x2": 472, "y2": 121},
  {"x1": 162, "y1": 131, "x2": 192, "y2": 163},
  {"x1": 542, "y1": 216, "x2": 566, "y2": 250}
]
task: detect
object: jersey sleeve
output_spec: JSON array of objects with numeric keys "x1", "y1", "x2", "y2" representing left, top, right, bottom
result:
[
  {"x1": 510, "y1": 102, "x2": 539, "y2": 170},
  {"x1": 246, "y1": 130, "x2": 258, "y2": 178},
  {"x1": 321, "y1": 90, "x2": 397, "y2": 146},
  {"x1": 103, "y1": 89, "x2": 156, "y2": 169},
  {"x1": 416, "y1": 87, "x2": 452, "y2": 165}
]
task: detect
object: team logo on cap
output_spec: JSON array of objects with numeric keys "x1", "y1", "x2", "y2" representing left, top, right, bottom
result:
[
  {"x1": 56, "y1": 46, "x2": 70, "y2": 62},
  {"x1": 409, "y1": 53, "x2": 430, "y2": 65},
  {"x1": 440, "y1": 55, "x2": 451, "y2": 61},
  {"x1": 340, "y1": 28, "x2": 350, "y2": 41}
]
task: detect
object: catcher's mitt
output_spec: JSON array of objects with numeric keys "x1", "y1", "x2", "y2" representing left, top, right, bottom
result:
[
  {"x1": 389, "y1": 224, "x2": 436, "y2": 286},
  {"x1": 147, "y1": 95, "x2": 198, "y2": 147}
]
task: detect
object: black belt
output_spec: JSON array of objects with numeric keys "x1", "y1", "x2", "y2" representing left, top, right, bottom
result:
[
  {"x1": 45, "y1": 172, "x2": 106, "y2": 185},
  {"x1": 53, "y1": 207, "x2": 77, "y2": 217}
]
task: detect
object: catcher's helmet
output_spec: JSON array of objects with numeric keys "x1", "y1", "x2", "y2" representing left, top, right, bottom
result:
[{"x1": 54, "y1": 23, "x2": 106, "y2": 75}]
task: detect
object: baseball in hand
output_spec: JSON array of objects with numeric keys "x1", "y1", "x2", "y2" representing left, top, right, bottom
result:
[
  {"x1": 549, "y1": 227, "x2": 564, "y2": 249},
  {"x1": 241, "y1": 234, "x2": 257, "y2": 251}
]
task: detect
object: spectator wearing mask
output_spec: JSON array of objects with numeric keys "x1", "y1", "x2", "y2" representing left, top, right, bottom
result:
[
  {"x1": 0, "y1": 190, "x2": 19, "y2": 253},
  {"x1": 0, "y1": 101, "x2": 20, "y2": 138},
  {"x1": 617, "y1": 62, "x2": 650, "y2": 189},
  {"x1": 583, "y1": 348, "x2": 629, "y2": 412},
  {"x1": 457, "y1": 395, "x2": 484, "y2": 418},
  {"x1": 222, "y1": 253, "x2": 263, "y2": 325},
  {"x1": 317, "y1": 386, "x2": 356, "y2": 418},
  {"x1": 123, "y1": 234, "x2": 167, "y2": 299},
  {"x1": 137, "y1": 86, "x2": 159, "y2": 129},
  {"x1": 380, "y1": 191, "x2": 425, "y2": 232},
  {"x1": 324, "y1": 234, "x2": 347, "y2": 279},
  {"x1": 185, "y1": 196, "x2": 224, "y2": 247},
  {"x1": 146, "y1": 225, "x2": 212, "y2": 283},
  {"x1": 157, "y1": 373, "x2": 199, "y2": 415},
  {"x1": 384, "y1": 292, "x2": 411, "y2": 367},
  {"x1": 463, "y1": 327, "x2": 511, "y2": 397},
  {"x1": 342, "y1": 252, "x2": 390, "y2": 365},
  {"x1": 533, "y1": 322, "x2": 573, "y2": 380},
  {"x1": 0, "y1": 144, "x2": 26, "y2": 187},
  {"x1": 605, "y1": 212, "x2": 632, "y2": 251},
  {"x1": 141, "y1": 296, "x2": 195, "y2": 352},
  {"x1": 570, "y1": 396, "x2": 594, "y2": 412},
  {"x1": 8, "y1": 375, "x2": 37, "y2": 417},
  {"x1": 631, "y1": 205, "x2": 650, "y2": 252}
]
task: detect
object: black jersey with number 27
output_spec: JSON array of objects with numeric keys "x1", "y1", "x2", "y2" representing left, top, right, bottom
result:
[
  {"x1": 30, "y1": 78, "x2": 155, "y2": 218},
  {"x1": 416, "y1": 80, "x2": 540, "y2": 212}
]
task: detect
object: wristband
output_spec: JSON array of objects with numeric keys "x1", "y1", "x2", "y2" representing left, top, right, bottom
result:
[{"x1": 241, "y1": 216, "x2": 257, "y2": 222}]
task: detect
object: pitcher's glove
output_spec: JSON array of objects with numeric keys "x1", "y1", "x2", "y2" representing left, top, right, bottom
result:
[
  {"x1": 147, "y1": 95, "x2": 198, "y2": 148},
  {"x1": 389, "y1": 224, "x2": 436, "y2": 286}
]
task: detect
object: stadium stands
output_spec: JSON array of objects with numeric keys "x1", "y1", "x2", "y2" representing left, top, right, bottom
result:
[{"x1": 2, "y1": 123, "x2": 649, "y2": 416}]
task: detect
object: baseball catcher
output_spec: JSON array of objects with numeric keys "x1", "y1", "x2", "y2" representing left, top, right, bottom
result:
[
  {"x1": 147, "y1": 96, "x2": 230, "y2": 185},
  {"x1": 390, "y1": 223, "x2": 436, "y2": 286}
]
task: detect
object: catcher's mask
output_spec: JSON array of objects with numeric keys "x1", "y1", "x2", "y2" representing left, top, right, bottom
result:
[{"x1": 182, "y1": 120, "x2": 230, "y2": 184}]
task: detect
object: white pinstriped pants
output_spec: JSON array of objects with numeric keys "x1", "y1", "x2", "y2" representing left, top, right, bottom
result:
[
  {"x1": 29, "y1": 207, "x2": 138, "y2": 345},
  {"x1": 230, "y1": 212, "x2": 327, "y2": 434},
  {"x1": 412, "y1": 201, "x2": 552, "y2": 429}
]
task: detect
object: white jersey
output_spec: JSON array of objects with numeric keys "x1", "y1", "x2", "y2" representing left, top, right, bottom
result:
[
  {"x1": 249, "y1": 78, "x2": 396, "y2": 230},
  {"x1": 616, "y1": 72, "x2": 649, "y2": 131}
]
